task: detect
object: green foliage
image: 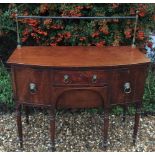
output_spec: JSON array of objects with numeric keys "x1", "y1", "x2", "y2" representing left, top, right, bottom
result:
[
  {"x1": 0, "y1": 61, "x2": 14, "y2": 108},
  {"x1": 0, "y1": 3, "x2": 154, "y2": 61},
  {"x1": 111, "y1": 105, "x2": 136, "y2": 116},
  {"x1": 111, "y1": 106, "x2": 123, "y2": 115},
  {"x1": 0, "y1": 9, "x2": 15, "y2": 32}
]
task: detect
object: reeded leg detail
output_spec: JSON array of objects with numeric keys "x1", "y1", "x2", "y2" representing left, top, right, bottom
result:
[
  {"x1": 25, "y1": 106, "x2": 29, "y2": 125},
  {"x1": 122, "y1": 105, "x2": 127, "y2": 123},
  {"x1": 133, "y1": 102, "x2": 141, "y2": 145},
  {"x1": 16, "y1": 104, "x2": 23, "y2": 149},
  {"x1": 49, "y1": 108, "x2": 56, "y2": 152},
  {"x1": 102, "y1": 108, "x2": 109, "y2": 151}
]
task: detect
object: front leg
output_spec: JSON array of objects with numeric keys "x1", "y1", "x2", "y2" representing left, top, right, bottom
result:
[
  {"x1": 49, "y1": 107, "x2": 56, "y2": 151},
  {"x1": 133, "y1": 101, "x2": 141, "y2": 145},
  {"x1": 102, "y1": 108, "x2": 110, "y2": 151},
  {"x1": 24, "y1": 106, "x2": 29, "y2": 124},
  {"x1": 16, "y1": 104, "x2": 23, "y2": 149},
  {"x1": 122, "y1": 105, "x2": 128, "y2": 123}
]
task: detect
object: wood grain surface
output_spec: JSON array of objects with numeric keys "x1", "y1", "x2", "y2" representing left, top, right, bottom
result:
[{"x1": 7, "y1": 46, "x2": 150, "y2": 67}]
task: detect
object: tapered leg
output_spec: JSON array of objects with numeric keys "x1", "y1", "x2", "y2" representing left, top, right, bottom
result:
[
  {"x1": 16, "y1": 104, "x2": 23, "y2": 149},
  {"x1": 102, "y1": 108, "x2": 109, "y2": 151},
  {"x1": 49, "y1": 107, "x2": 56, "y2": 151},
  {"x1": 24, "y1": 106, "x2": 29, "y2": 124},
  {"x1": 133, "y1": 102, "x2": 141, "y2": 145},
  {"x1": 122, "y1": 105, "x2": 127, "y2": 122}
]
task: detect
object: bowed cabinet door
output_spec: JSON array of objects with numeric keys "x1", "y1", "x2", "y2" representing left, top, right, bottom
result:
[
  {"x1": 13, "y1": 66, "x2": 51, "y2": 106},
  {"x1": 110, "y1": 65, "x2": 148, "y2": 105},
  {"x1": 110, "y1": 68, "x2": 133, "y2": 105},
  {"x1": 129, "y1": 65, "x2": 148, "y2": 101}
]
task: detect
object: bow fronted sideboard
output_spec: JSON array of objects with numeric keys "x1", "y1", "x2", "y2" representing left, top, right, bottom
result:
[{"x1": 7, "y1": 46, "x2": 150, "y2": 151}]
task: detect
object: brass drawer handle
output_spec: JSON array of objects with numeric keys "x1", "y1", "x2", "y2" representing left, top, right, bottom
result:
[
  {"x1": 29, "y1": 83, "x2": 37, "y2": 93},
  {"x1": 124, "y1": 82, "x2": 131, "y2": 94},
  {"x1": 64, "y1": 74, "x2": 69, "y2": 83},
  {"x1": 92, "y1": 74, "x2": 97, "y2": 83}
]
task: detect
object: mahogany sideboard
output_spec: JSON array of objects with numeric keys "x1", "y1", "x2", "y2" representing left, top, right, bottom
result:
[{"x1": 7, "y1": 46, "x2": 150, "y2": 151}]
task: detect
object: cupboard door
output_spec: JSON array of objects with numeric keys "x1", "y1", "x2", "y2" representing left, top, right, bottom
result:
[
  {"x1": 14, "y1": 66, "x2": 51, "y2": 105},
  {"x1": 111, "y1": 65, "x2": 148, "y2": 105},
  {"x1": 110, "y1": 68, "x2": 133, "y2": 104},
  {"x1": 130, "y1": 65, "x2": 148, "y2": 101}
]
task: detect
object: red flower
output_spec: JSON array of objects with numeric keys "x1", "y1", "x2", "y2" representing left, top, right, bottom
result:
[
  {"x1": 138, "y1": 4, "x2": 147, "y2": 17},
  {"x1": 130, "y1": 8, "x2": 135, "y2": 15},
  {"x1": 75, "y1": 6, "x2": 84, "y2": 10},
  {"x1": 91, "y1": 32, "x2": 99, "y2": 38},
  {"x1": 56, "y1": 37, "x2": 62, "y2": 42},
  {"x1": 50, "y1": 36, "x2": 55, "y2": 40},
  {"x1": 139, "y1": 11, "x2": 146, "y2": 17},
  {"x1": 40, "y1": 4, "x2": 48, "y2": 14},
  {"x1": 103, "y1": 31, "x2": 109, "y2": 35},
  {"x1": 64, "y1": 32, "x2": 71, "y2": 39},
  {"x1": 70, "y1": 10, "x2": 81, "y2": 16},
  {"x1": 152, "y1": 14, "x2": 155, "y2": 21},
  {"x1": 31, "y1": 33, "x2": 36, "y2": 37},
  {"x1": 124, "y1": 29, "x2": 132, "y2": 39},
  {"x1": 51, "y1": 25, "x2": 64, "y2": 30},
  {"x1": 95, "y1": 41, "x2": 105, "y2": 47},
  {"x1": 34, "y1": 29, "x2": 47, "y2": 36},
  {"x1": 23, "y1": 11, "x2": 29, "y2": 16},
  {"x1": 137, "y1": 30, "x2": 145, "y2": 40},
  {"x1": 44, "y1": 19, "x2": 52, "y2": 25},
  {"x1": 85, "y1": 5, "x2": 92, "y2": 9},
  {"x1": 10, "y1": 12, "x2": 17, "y2": 18},
  {"x1": 50, "y1": 43, "x2": 57, "y2": 46},
  {"x1": 61, "y1": 8, "x2": 82, "y2": 17},
  {"x1": 22, "y1": 28, "x2": 29, "y2": 36},
  {"x1": 27, "y1": 19, "x2": 39, "y2": 27},
  {"x1": 147, "y1": 41, "x2": 153, "y2": 49},
  {"x1": 99, "y1": 27, "x2": 109, "y2": 35},
  {"x1": 57, "y1": 33, "x2": 64, "y2": 38},
  {"x1": 79, "y1": 37, "x2": 86, "y2": 41},
  {"x1": 111, "y1": 3, "x2": 119, "y2": 9},
  {"x1": 21, "y1": 37, "x2": 28, "y2": 43}
]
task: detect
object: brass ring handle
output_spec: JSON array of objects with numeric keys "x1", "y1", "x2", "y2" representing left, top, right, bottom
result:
[
  {"x1": 29, "y1": 83, "x2": 37, "y2": 93},
  {"x1": 124, "y1": 82, "x2": 131, "y2": 94},
  {"x1": 64, "y1": 74, "x2": 69, "y2": 83},
  {"x1": 92, "y1": 74, "x2": 97, "y2": 83}
]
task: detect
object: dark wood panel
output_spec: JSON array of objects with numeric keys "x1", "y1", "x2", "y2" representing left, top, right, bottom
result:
[
  {"x1": 110, "y1": 68, "x2": 132, "y2": 104},
  {"x1": 110, "y1": 65, "x2": 148, "y2": 104},
  {"x1": 14, "y1": 66, "x2": 51, "y2": 105},
  {"x1": 131, "y1": 65, "x2": 148, "y2": 101},
  {"x1": 12, "y1": 65, "x2": 149, "y2": 106},
  {"x1": 53, "y1": 86, "x2": 109, "y2": 109}
]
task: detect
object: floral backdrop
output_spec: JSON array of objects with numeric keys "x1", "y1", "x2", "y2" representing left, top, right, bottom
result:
[{"x1": 0, "y1": 3, "x2": 155, "y2": 61}]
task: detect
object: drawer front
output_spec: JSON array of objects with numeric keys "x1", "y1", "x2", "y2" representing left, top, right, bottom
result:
[
  {"x1": 14, "y1": 66, "x2": 51, "y2": 105},
  {"x1": 53, "y1": 70, "x2": 109, "y2": 86}
]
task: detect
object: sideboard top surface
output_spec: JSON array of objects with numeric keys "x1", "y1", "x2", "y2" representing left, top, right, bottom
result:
[{"x1": 7, "y1": 46, "x2": 150, "y2": 68}]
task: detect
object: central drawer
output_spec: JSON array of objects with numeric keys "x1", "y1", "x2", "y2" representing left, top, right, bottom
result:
[{"x1": 53, "y1": 70, "x2": 109, "y2": 86}]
